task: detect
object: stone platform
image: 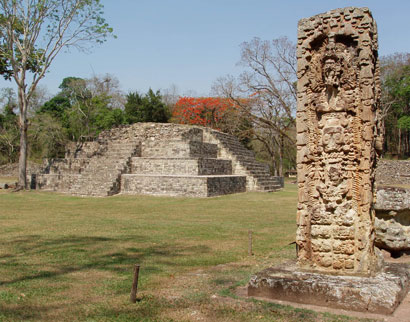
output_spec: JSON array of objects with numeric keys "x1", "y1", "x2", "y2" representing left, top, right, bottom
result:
[
  {"x1": 37, "y1": 123, "x2": 283, "y2": 197},
  {"x1": 248, "y1": 261, "x2": 410, "y2": 315}
]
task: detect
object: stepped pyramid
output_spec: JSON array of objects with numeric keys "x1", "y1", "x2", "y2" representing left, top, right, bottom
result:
[{"x1": 37, "y1": 123, "x2": 283, "y2": 197}]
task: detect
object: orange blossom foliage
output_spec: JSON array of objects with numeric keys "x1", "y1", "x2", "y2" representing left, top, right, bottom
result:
[{"x1": 173, "y1": 97, "x2": 242, "y2": 129}]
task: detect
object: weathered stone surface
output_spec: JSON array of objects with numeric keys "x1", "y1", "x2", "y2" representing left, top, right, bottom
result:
[
  {"x1": 248, "y1": 7, "x2": 409, "y2": 316},
  {"x1": 375, "y1": 187, "x2": 410, "y2": 252},
  {"x1": 130, "y1": 158, "x2": 232, "y2": 176},
  {"x1": 295, "y1": 7, "x2": 383, "y2": 276},
  {"x1": 121, "y1": 174, "x2": 246, "y2": 197},
  {"x1": 376, "y1": 187, "x2": 410, "y2": 211},
  {"x1": 0, "y1": 161, "x2": 42, "y2": 178},
  {"x1": 37, "y1": 123, "x2": 282, "y2": 197},
  {"x1": 248, "y1": 261, "x2": 410, "y2": 314},
  {"x1": 376, "y1": 160, "x2": 410, "y2": 186}
]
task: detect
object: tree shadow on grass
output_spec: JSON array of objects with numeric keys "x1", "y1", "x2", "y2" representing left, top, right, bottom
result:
[
  {"x1": 1, "y1": 234, "x2": 212, "y2": 320},
  {"x1": 0, "y1": 234, "x2": 211, "y2": 286},
  {"x1": 0, "y1": 303, "x2": 66, "y2": 321}
]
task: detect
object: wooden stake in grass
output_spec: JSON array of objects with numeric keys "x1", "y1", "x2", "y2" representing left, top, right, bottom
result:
[
  {"x1": 130, "y1": 264, "x2": 140, "y2": 303},
  {"x1": 248, "y1": 230, "x2": 253, "y2": 256}
]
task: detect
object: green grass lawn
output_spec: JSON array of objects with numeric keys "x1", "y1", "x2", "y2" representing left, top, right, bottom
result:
[{"x1": 0, "y1": 182, "x2": 373, "y2": 321}]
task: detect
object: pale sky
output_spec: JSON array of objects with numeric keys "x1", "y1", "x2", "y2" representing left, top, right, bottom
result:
[{"x1": 1, "y1": 0, "x2": 410, "y2": 97}]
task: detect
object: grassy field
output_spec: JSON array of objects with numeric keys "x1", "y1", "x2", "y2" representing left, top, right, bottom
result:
[{"x1": 0, "y1": 181, "x2": 373, "y2": 321}]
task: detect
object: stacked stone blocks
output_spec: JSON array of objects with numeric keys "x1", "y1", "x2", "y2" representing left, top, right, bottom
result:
[
  {"x1": 37, "y1": 123, "x2": 280, "y2": 197},
  {"x1": 204, "y1": 129, "x2": 283, "y2": 191}
]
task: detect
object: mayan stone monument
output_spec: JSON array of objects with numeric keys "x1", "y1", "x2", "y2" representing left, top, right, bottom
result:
[
  {"x1": 248, "y1": 7, "x2": 409, "y2": 314},
  {"x1": 294, "y1": 6, "x2": 383, "y2": 275},
  {"x1": 36, "y1": 123, "x2": 282, "y2": 197}
]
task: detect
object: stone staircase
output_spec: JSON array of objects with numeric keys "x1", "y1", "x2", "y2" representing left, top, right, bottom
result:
[
  {"x1": 38, "y1": 139, "x2": 141, "y2": 196},
  {"x1": 37, "y1": 123, "x2": 282, "y2": 197},
  {"x1": 204, "y1": 129, "x2": 283, "y2": 191},
  {"x1": 120, "y1": 131, "x2": 246, "y2": 197},
  {"x1": 68, "y1": 141, "x2": 141, "y2": 196}
]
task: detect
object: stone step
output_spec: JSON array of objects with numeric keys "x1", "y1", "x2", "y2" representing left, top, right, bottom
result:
[
  {"x1": 121, "y1": 174, "x2": 246, "y2": 197},
  {"x1": 141, "y1": 140, "x2": 218, "y2": 159},
  {"x1": 244, "y1": 166, "x2": 270, "y2": 172},
  {"x1": 130, "y1": 157, "x2": 232, "y2": 176},
  {"x1": 255, "y1": 185, "x2": 282, "y2": 192}
]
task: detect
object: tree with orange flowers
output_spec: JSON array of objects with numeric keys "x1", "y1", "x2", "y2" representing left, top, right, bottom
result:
[
  {"x1": 172, "y1": 96, "x2": 253, "y2": 146},
  {"x1": 172, "y1": 97, "x2": 233, "y2": 129}
]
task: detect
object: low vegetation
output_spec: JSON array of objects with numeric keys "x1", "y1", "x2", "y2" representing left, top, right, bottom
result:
[{"x1": 0, "y1": 181, "x2": 374, "y2": 321}]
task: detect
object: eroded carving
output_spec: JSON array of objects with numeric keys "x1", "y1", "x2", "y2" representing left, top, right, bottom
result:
[{"x1": 296, "y1": 7, "x2": 382, "y2": 275}]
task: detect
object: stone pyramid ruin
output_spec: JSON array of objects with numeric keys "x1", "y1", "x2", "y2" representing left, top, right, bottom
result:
[{"x1": 37, "y1": 123, "x2": 282, "y2": 197}]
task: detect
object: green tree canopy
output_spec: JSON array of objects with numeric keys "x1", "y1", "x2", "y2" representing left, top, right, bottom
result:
[
  {"x1": 0, "y1": 0, "x2": 114, "y2": 188},
  {"x1": 124, "y1": 89, "x2": 170, "y2": 124},
  {"x1": 38, "y1": 76, "x2": 126, "y2": 142}
]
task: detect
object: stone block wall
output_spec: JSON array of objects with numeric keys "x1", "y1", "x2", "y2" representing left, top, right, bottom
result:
[
  {"x1": 375, "y1": 160, "x2": 410, "y2": 186},
  {"x1": 374, "y1": 187, "x2": 410, "y2": 253},
  {"x1": 65, "y1": 141, "x2": 105, "y2": 159},
  {"x1": 203, "y1": 129, "x2": 282, "y2": 191},
  {"x1": 130, "y1": 158, "x2": 232, "y2": 176},
  {"x1": 37, "y1": 173, "x2": 80, "y2": 192},
  {"x1": 121, "y1": 174, "x2": 246, "y2": 197},
  {"x1": 141, "y1": 140, "x2": 217, "y2": 158},
  {"x1": 37, "y1": 123, "x2": 279, "y2": 197},
  {"x1": 42, "y1": 158, "x2": 90, "y2": 175}
]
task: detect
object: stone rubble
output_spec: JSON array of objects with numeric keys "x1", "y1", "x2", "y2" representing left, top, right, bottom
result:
[{"x1": 375, "y1": 187, "x2": 410, "y2": 253}]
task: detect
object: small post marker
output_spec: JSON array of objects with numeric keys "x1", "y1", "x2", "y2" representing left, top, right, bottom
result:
[
  {"x1": 248, "y1": 230, "x2": 253, "y2": 256},
  {"x1": 130, "y1": 264, "x2": 140, "y2": 303}
]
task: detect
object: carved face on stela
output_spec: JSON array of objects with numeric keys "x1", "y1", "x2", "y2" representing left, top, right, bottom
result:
[
  {"x1": 319, "y1": 116, "x2": 348, "y2": 153},
  {"x1": 323, "y1": 56, "x2": 342, "y2": 88},
  {"x1": 312, "y1": 33, "x2": 358, "y2": 114},
  {"x1": 309, "y1": 34, "x2": 359, "y2": 155}
]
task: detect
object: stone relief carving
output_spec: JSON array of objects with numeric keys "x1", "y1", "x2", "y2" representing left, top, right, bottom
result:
[{"x1": 296, "y1": 7, "x2": 382, "y2": 275}]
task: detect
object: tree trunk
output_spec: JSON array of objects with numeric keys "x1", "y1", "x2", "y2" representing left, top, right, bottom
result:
[
  {"x1": 279, "y1": 134, "x2": 284, "y2": 177},
  {"x1": 398, "y1": 128, "x2": 401, "y2": 156},
  {"x1": 407, "y1": 131, "x2": 410, "y2": 156},
  {"x1": 271, "y1": 154, "x2": 277, "y2": 176},
  {"x1": 18, "y1": 116, "x2": 28, "y2": 189},
  {"x1": 18, "y1": 89, "x2": 28, "y2": 189}
]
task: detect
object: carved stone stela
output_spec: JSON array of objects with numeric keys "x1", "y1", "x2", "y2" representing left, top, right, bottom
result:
[
  {"x1": 295, "y1": 7, "x2": 383, "y2": 275},
  {"x1": 248, "y1": 8, "x2": 409, "y2": 313}
]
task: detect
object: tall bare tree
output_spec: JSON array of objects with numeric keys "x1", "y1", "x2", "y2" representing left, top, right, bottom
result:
[
  {"x1": 213, "y1": 37, "x2": 297, "y2": 176},
  {"x1": 0, "y1": 0, "x2": 114, "y2": 188}
]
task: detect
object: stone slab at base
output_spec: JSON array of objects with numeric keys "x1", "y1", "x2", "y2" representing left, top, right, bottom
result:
[
  {"x1": 121, "y1": 174, "x2": 246, "y2": 197},
  {"x1": 248, "y1": 261, "x2": 409, "y2": 315}
]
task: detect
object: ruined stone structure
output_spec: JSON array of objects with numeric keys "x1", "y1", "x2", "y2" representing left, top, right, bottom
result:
[
  {"x1": 248, "y1": 8, "x2": 409, "y2": 314},
  {"x1": 37, "y1": 123, "x2": 282, "y2": 197},
  {"x1": 375, "y1": 187, "x2": 410, "y2": 254},
  {"x1": 376, "y1": 160, "x2": 410, "y2": 186},
  {"x1": 294, "y1": 6, "x2": 383, "y2": 276},
  {"x1": 374, "y1": 160, "x2": 410, "y2": 254}
]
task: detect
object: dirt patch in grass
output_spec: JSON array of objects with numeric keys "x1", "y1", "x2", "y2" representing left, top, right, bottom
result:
[{"x1": 145, "y1": 258, "x2": 377, "y2": 322}]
